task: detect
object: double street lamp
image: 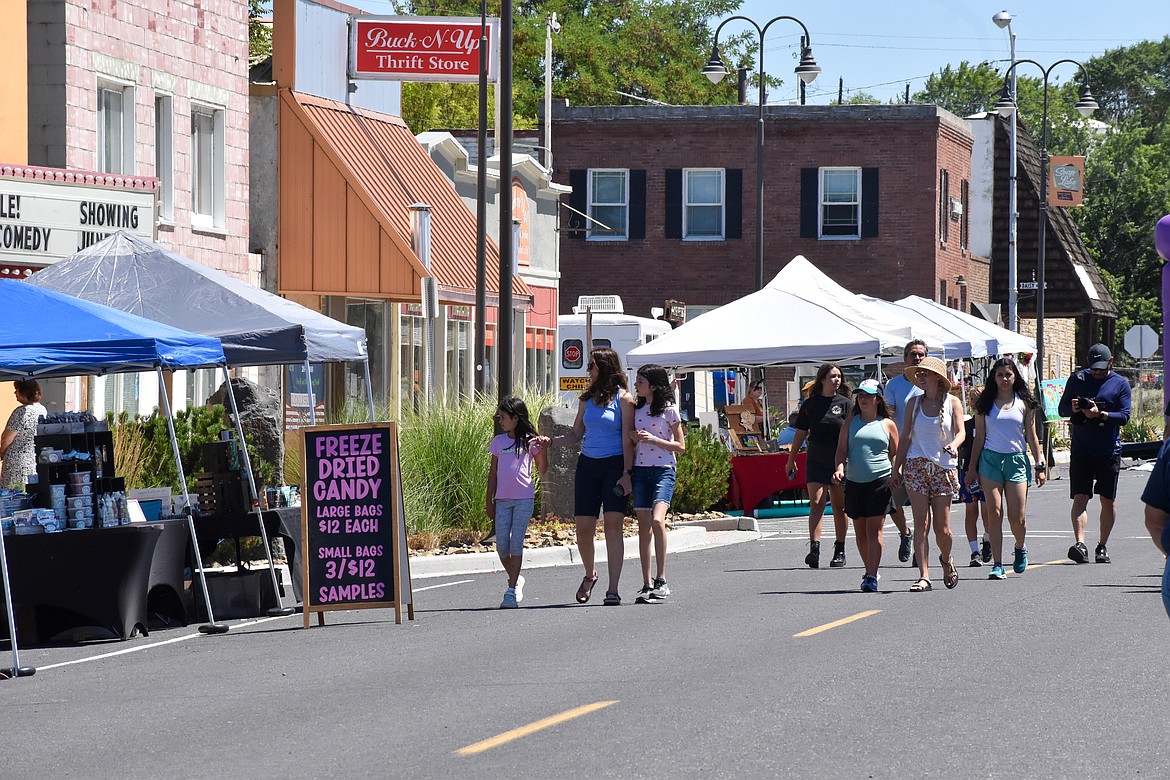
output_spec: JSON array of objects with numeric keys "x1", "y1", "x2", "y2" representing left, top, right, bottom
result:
[
  {"x1": 994, "y1": 60, "x2": 1097, "y2": 390},
  {"x1": 702, "y1": 16, "x2": 820, "y2": 291}
]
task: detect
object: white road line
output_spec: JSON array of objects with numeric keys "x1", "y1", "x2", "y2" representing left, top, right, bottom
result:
[
  {"x1": 35, "y1": 614, "x2": 292, "y2": 671},
  {"x1": 413, "y1": 579, "x2": 474, "y2": 592}
]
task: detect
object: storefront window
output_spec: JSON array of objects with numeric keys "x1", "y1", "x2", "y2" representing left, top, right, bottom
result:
[
  {"x1": 345, "y1": 300, "x2": 386, "y2": 409},
  {"x1": 445, "y1": 307, "x2": 472, "y2": 402},
  {"x1": 400, "y1": 307, "x2": 424, "y2": 414}
]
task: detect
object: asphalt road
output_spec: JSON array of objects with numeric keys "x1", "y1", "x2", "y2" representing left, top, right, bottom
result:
[{"x1": 3, "y1": 468, "x2": 1168, "y2": 779}]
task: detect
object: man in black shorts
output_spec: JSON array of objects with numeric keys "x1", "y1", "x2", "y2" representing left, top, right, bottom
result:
[{"x1": 1057, "y1": 344, "x2": 1132, "y2": 563}]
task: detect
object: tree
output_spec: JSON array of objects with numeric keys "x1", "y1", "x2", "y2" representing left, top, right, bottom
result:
[
  {"x1": 390, "y1": 1, "x2": 750, "y2": 132},
  {"x1": 913, "y1": 61, "x2": 1004, "y2": 118},
  {"x1": 249, "y1": 0, "x2": 272, "y2": 61}
]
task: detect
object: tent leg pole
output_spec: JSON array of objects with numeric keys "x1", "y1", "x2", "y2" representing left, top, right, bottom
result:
[
  {"x1": 0, "y1": 530, "x2": 35, "y2": 679},
  {"x1": 305, "y1": 360, "x2": 317, "y2": 425},
  {"x1": 158, "y1": 367, "x2": 228, "y2": 635},
  {"x1": 363, "y1": 359, "x2": 376, "y2": 423},
  {"x1": 222, "y1": 366, "x2": 293, "y2": 617}
]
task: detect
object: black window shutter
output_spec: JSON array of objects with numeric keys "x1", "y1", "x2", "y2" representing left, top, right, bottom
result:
[
  {"x1": 568, "y1": 169, "x2": 587, "y2": 239},
  {"x1": 664, "y1": 169, "x2": 682, "y2": 239},
  {"x1": 629, "y1": 170, "x2": 646, "y2": 239},
  {"x1": 725, "y1": 169, "x2": 742, "y2": 239},
  {"x1": 799, "y1": 168, "x2": 819, "y2": 238},
  {"x1": 861, "y1": 167, "x2": 879, "y2": 238}
]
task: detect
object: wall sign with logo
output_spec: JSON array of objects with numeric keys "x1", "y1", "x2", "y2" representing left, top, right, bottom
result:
[
  {"x1": 0, "y1": 171, "x2": 157, "y2": 262},
  {"x1": 349, "y1": 16, "x2": 500, "y2": 83},
  {"x1": 300, "y1": 422, "x2": 413, "y2": 626},
  {"x1": 1049, "y1": 156, "x2": 1084, "y2": 207}
]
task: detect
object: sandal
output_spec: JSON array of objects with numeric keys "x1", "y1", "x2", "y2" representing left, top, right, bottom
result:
[
  {"x1": 940, "y1": 555, "x2": 959, "y2": 589},
  {"x1": 909, "y1": 577, "x2": 933, "y2": 592},
  {"x1": 576, "y1": 574, "x2": 599, "y2": 604},
  {"x1": 603, "y1": 591, "x2": 621, "y2": 606}
]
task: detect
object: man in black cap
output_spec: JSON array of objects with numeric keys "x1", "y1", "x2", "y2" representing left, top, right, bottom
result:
[{"x1": 1058, "y1": 343, "x2": 1132, "y2": 563}]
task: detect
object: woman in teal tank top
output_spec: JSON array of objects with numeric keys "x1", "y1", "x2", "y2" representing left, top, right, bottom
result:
[{"x1": 833, "y1": 380, "x2": 900, "y2": 592}]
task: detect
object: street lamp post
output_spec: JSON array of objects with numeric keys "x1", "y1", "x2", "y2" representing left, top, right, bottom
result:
[
  {"x1": 994, "y1": 60, "x2": 1098, "y2": 388},
  {"x1": 992, "y1": 10, "x2": 1019, "y2": 332},
  {"x1": 702, "y1": 16, "x2": 820, "y2": 291}
]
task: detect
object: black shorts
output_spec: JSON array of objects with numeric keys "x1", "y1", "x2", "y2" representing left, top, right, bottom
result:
[
  {"x1": 805, "y1": 459, "x2": 836, "y2": 486},
  {"x1": 1068, "y1": 451, "x2": 1121, "y2": 500},
  {"x1": 845, "y1": 476, "x2": 893, "y2": 519},
  {"x1": 574, "y1": 454, "x2": 627, "y2": 517}
]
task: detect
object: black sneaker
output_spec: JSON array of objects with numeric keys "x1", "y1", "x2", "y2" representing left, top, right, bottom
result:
[
  {"x1": 829, "y1": 541, "x2": 846, "y2": 568},
  {"x1": 1069, "y1": 542, "x2": 1089, "y2": 563},
  {"x1": 981, "y1": 539, "x2": 992, "y2": 563},
  {"x1": 897, "y1": 534, "x2": 912, "y2": 563},
  {"x1": 634, "y1": 585, "x2": 656, "y2": 604},
  {"x1": 969, "y1": 551, "x2": 983, "y2": 567},
  {"x1": 1095, "y1": 543, "x2": 1110, "y2": 564},
  {"x1": 805, "y1": 540, "x2": 821, "y2": 569}
]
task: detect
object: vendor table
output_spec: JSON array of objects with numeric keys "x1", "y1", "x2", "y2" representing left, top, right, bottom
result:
[
  {"x1": 1, "y1": 524, "x2": 163, "y2": 642},
  {"x1": 727, "y1": 451, "x2": 808, "y2": 514},
  {"x1": 193, "y1": 507, "x2": 303, "y2": 602}
]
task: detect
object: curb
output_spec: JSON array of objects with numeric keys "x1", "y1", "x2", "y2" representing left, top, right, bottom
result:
[{"x1": 409, "y1": 525, "x2": 715, "y2": 579}]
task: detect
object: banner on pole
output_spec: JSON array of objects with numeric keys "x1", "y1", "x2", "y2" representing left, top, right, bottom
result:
[{"x1": 1049, "y1": 156, "x2": 1085, "y2": 207}]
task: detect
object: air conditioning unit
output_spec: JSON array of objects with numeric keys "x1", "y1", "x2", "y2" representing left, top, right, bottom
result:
[
  {"x1": 949, "y1": 197, "x2": 964, "y2": 219},
  {"x1": 573, "y1": 295, "x2": 624, "y2": 314}
]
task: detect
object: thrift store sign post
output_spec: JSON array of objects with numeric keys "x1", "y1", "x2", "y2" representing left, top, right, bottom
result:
[{"x1": 300, "y1": 422, "x2": 412, "y2": 627}]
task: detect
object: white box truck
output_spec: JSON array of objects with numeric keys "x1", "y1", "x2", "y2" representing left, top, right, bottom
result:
[{"x1": 556, "y1": 295, "x2": 671, "y2": 406}]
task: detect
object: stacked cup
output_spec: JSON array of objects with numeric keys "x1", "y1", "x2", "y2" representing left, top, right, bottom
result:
[{"x1": 66, "y1": 471, "x2": 94, "y2": 529}]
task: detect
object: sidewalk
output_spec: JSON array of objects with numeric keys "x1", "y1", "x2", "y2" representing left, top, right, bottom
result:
[{"x1": 408, "y1": 520, "x2": 762, "y2": 579}]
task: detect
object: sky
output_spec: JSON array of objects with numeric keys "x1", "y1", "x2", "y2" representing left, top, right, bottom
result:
[
  {"x1": 348, "y1": 0, "x2": 1159, "y2": 105},
  {"x1": 731, "y1": 0, "x2": 1162, "y2": 105}
]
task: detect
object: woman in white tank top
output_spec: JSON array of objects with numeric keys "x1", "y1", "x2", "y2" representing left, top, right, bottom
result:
[
  {"x1": 892, "y1": 357, "x2": 966, "y2": 591},
  {"x1": 968, "y1": 358, "x2": 1046, "y2": 580}
]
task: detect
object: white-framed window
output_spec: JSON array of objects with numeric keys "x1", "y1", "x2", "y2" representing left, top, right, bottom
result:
[
  {"x1": 819, "y1": 167, "x2": 861, "y2": 239},
  {"x1": 683, "y1": 168, "x2": 724, "y2": 239},
  {"x1": 154, "y1": 94, "x2": 174, "y2": 220},
  {"x1": 587, "y1": 168, "x2": 628, "y2": 240},
  {"x1": 98, "y1": 80, "x2": 134, "y2": 174},
  {"x1": 191, "y1": 103, "x2": 226, "y2": 230}
]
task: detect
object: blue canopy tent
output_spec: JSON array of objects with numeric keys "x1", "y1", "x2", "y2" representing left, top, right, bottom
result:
[{"x1": 0, "y1": 280, "x2": 232, "y2": 678}]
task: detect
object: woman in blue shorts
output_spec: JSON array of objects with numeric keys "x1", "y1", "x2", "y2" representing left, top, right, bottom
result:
[
  {"x1": 545, "y1": 348, "x2": 635, "y2": 606},
  {"x1": 968, "y1": 358, "x2": 1047, "y2": 580}
]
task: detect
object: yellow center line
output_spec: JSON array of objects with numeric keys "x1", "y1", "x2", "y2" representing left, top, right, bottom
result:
[
  {"x1": 456, "y1": 700, "x2": 619, "y2": 756},
  {"x1": 1029, "y1": 559, "x2": 1076, "y2": 569},
  {"x1": 794, "y1": 609, "x2": 881, "y2": 638}
]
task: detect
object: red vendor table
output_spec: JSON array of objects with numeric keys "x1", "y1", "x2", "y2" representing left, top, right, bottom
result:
[{"x1": 727, "y1": 451, "x2": 807, "y2": 514}]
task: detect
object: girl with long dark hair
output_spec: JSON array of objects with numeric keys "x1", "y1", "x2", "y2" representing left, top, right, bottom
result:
[{"x1": 968, "y1": 358, "x2": 1046, "y2": 580}]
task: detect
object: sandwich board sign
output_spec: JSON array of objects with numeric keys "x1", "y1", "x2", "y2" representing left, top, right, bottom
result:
[{"x1": 300, "y1": 422, "x2": 413, "y2": 627}]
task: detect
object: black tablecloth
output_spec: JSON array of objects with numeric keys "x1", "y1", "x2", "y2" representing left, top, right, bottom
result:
[
  {"x1": 1, "y1": 524, "x2": 163, "y2": 642},
  {"x1": 194, "y1": 507, "x2": 303, "y2": 602}
]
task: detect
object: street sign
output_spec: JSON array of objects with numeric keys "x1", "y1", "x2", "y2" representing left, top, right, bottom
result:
[
  {"x1": 1124, "y1": 324, "x2": 1159, "y2": 359},
  {"x1": 1017, "y1": 281, "x2": 1046, "y2": 291}
]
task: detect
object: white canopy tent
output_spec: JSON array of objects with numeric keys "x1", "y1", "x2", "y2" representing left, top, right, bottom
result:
[
  {"x1": 861, "y1": 296, "x2": 990, "y2": 359},
  {"x1": 895, "y1": 295, "x2": 1036, "y2": 356}
]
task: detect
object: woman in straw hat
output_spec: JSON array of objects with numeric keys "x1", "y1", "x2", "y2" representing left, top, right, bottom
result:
[{"x1": 892, "y1": 356, "x2": 965, "y2": 591}]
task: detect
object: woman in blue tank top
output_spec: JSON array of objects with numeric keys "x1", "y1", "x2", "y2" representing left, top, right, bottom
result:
[{"x1": 545, "y1": 348, "x2": 635, "y2": 606}]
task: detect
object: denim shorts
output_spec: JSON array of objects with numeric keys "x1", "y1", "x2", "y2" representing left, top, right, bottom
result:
[
  {"x1": 632, "y1": 466, "x2": 676, "y2": 511},
  {"x1": 574, "y1": 454, "x2": 627, "y2": 517},
  {"x1": 978, "y1": 449, "x2": 1031, "y2": 485}
]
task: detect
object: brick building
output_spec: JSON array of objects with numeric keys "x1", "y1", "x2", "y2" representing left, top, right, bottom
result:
[{"x1": 552, "y1": 103, "x2": 988, "y2": 326}]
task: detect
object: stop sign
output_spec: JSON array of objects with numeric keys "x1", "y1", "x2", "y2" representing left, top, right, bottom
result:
[
  {"x1": 565, "y1": 344, "x2": 582, "y2": 364},
  {"x1": 1124, "y1": 324, "x2": 1159, "y2": 359}
]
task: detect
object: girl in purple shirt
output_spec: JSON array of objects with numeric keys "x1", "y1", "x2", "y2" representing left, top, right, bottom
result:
[{"x1": 486, "y1": 396, "x2": 547, "y2": 609}]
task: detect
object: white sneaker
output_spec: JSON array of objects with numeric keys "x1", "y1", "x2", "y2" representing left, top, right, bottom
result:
[
  {"x1": 500, "y1": 588, "x2": 518, "y2": 609},
  {"x1": 650, "y1": 577, "x2": 670, "y2": 598},
  {"x1": 514, "y1": 575, "x2": 525, "y2": 603}
]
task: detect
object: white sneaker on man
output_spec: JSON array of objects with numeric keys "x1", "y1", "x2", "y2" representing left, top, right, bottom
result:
[{"x1": 514, "y1": 575, "x2": 525, "y2": 603}]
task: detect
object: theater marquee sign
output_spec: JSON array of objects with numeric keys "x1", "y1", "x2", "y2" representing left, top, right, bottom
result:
[
  {"x1": 0, "y1": 167, "x2": 157, "y2": 266},
  {"x1": 349, "y1": 15, "x2": 499, "y2": 83}
]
